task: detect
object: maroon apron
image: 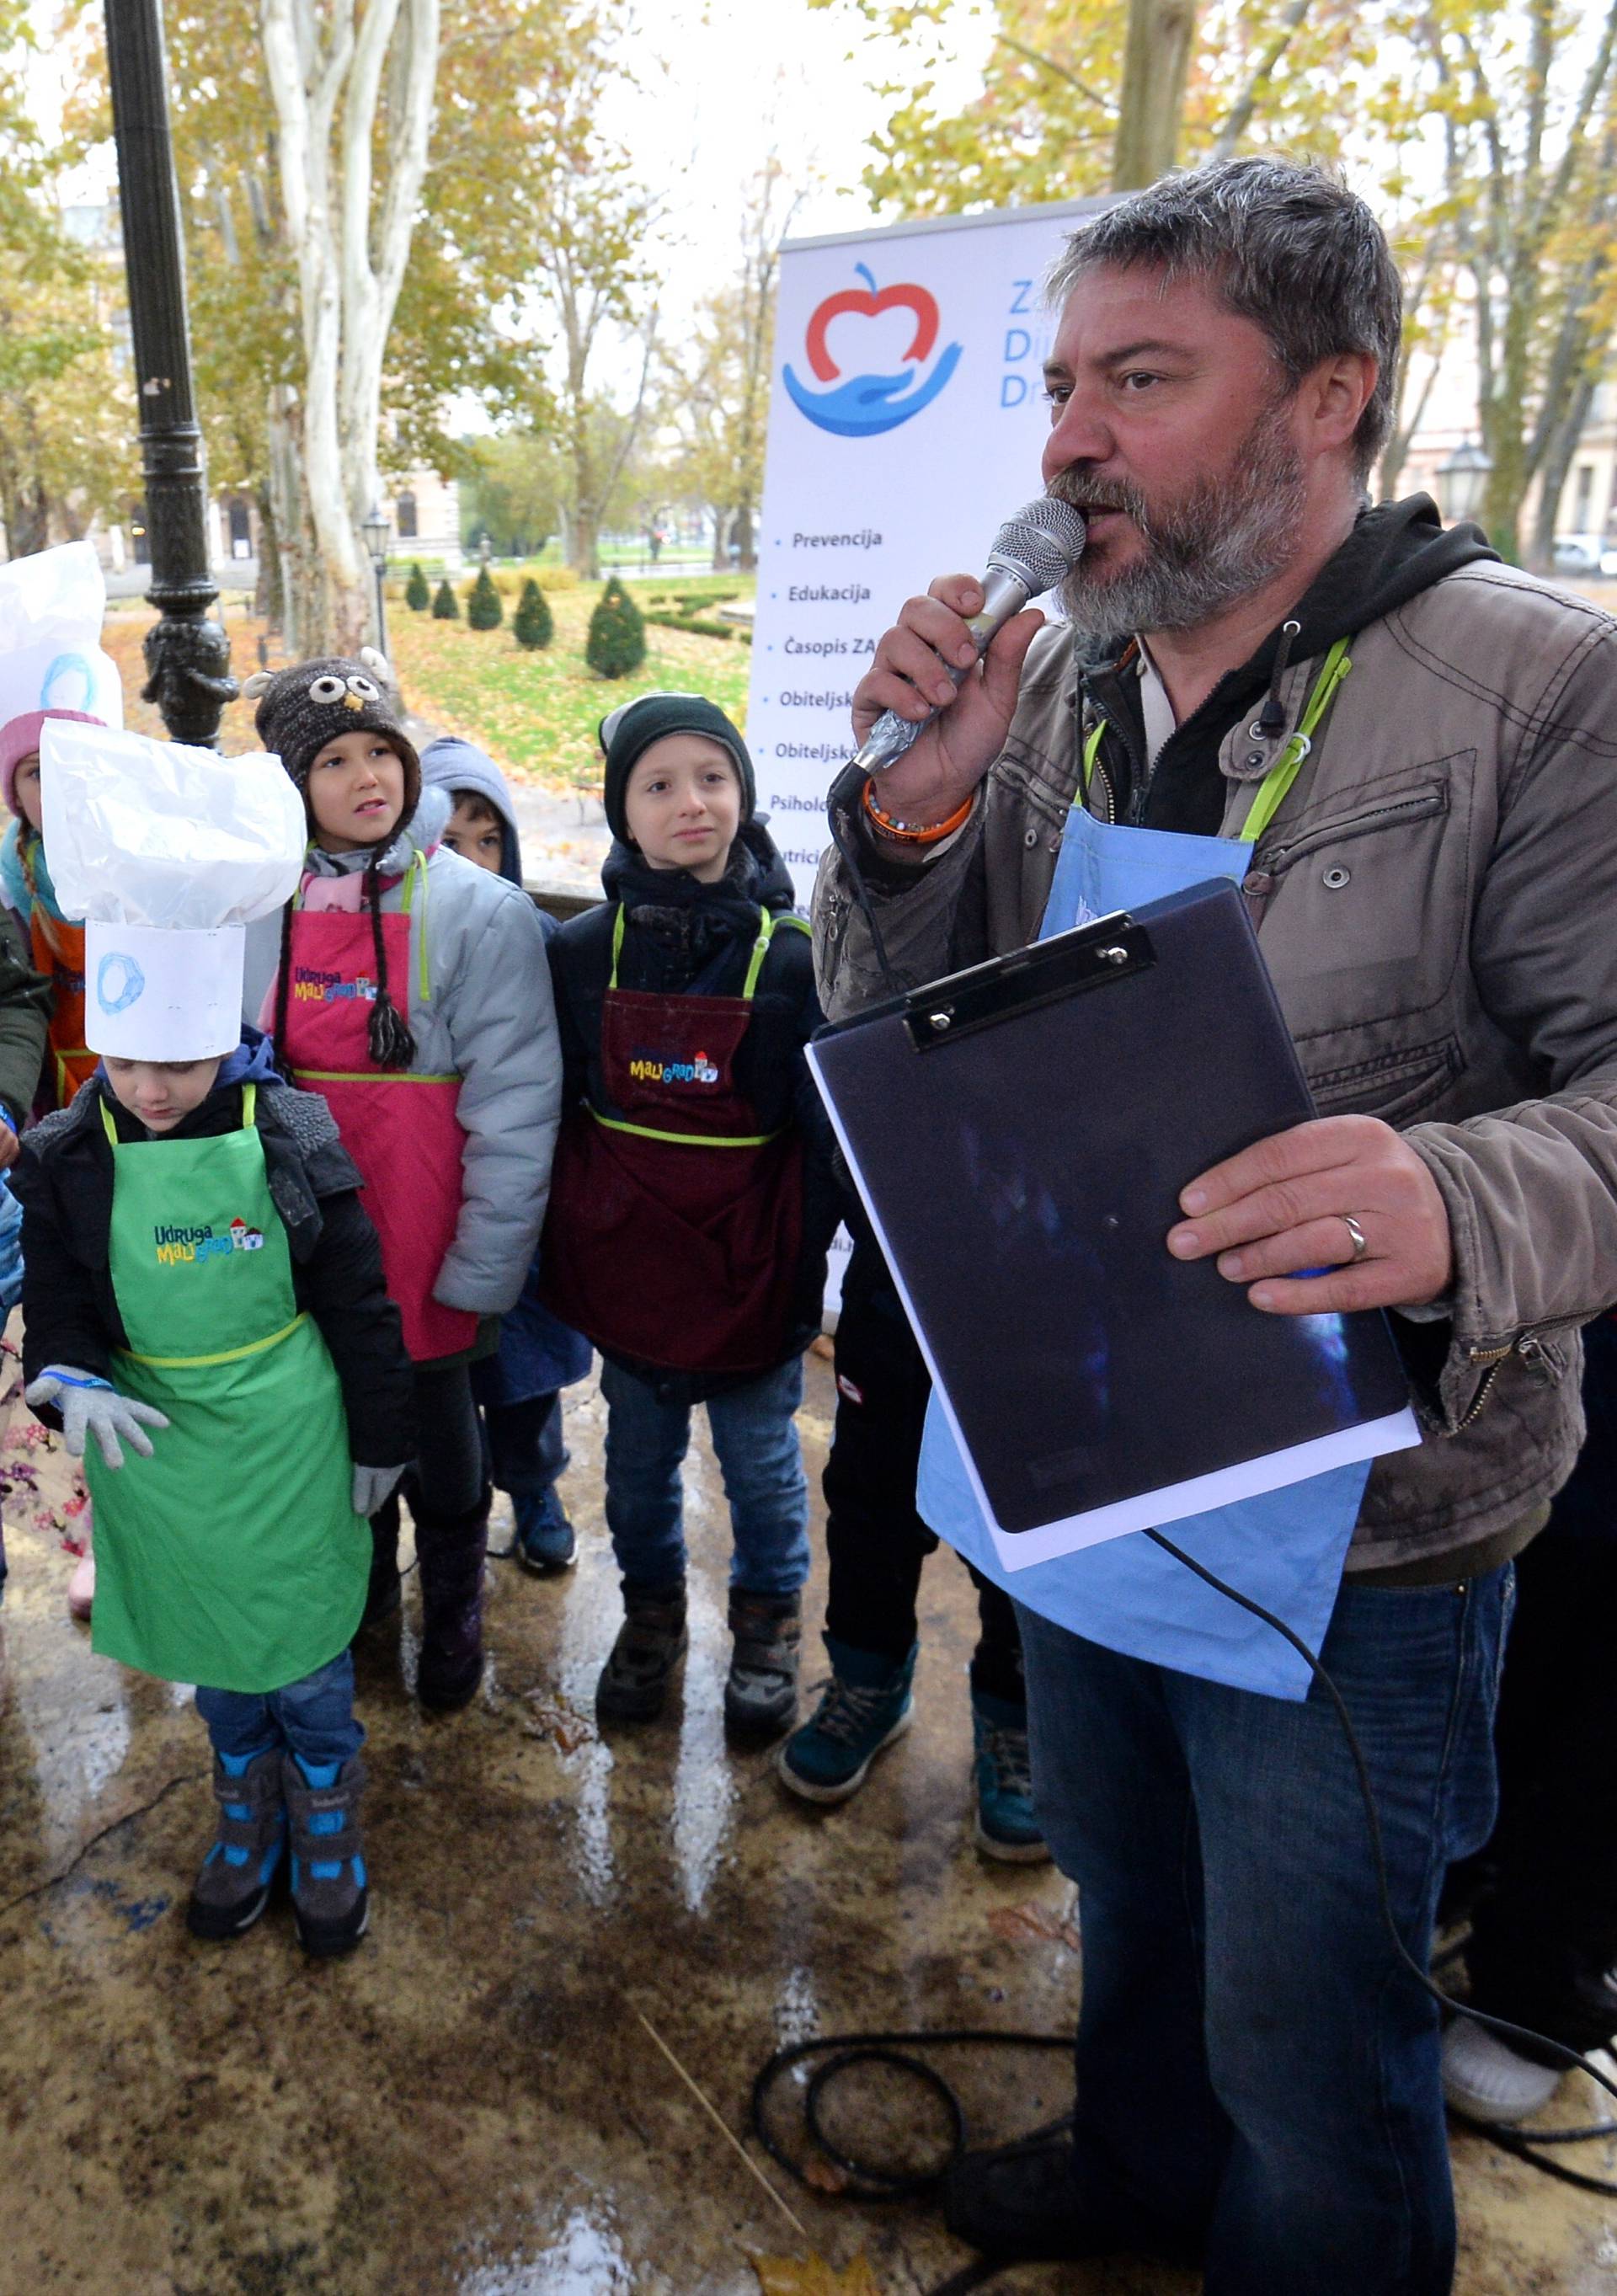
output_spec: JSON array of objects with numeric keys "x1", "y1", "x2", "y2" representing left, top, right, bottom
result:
[
  {"x1": 541, "y1": 904, "x2": 807, "y2": 1374},
  {"x1": 275, "y1": 855, "x2": 478, "y2": 1364}
]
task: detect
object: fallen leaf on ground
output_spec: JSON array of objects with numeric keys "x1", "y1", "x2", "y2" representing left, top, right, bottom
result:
[
  {"x1": 749, "y1": 2253, "x2": 884, "y2": 2296},
  {"x1": 988, "y1": 1899, "x2": 1081, "y2": 1952},
  {"x1": 521, "y1": 1692, "x2": 595, "y2": 1753},
  {"x1": 798, "y1": 2155, "x2": 852, "y2": 2194}
]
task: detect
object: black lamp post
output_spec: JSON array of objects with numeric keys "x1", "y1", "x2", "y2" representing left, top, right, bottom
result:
[
  {"x1": 104, "y1": 0, "x2": 237, "y2": 745},
  {"x1": 363, "y1": 503, "x2": 391, "y2": 658},
  {"x1": 1437, "y1": 438, "x2": 1492, "y2": 528}
]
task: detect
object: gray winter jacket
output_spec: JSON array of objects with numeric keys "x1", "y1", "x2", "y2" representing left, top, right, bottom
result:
[
  {"x1": 259, "y1": 793, "x2": 561, "y2": 1318},
  {"x1": 813, "y1": 558, "x2": 1617, "y2": 1572}
]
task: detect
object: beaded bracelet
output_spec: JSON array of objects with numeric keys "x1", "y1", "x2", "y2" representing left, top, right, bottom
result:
[{"x1": 862, "y1": 779, "x2": 974, "y2": 845}]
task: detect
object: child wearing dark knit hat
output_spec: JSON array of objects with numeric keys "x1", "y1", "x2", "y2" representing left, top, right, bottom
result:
[
  {"x1": 246, "y1": 649, "x2": 562, "y2": 1711},
  {"x1": 542, "y1": 691, "x2": 838, "y2": 1737}
]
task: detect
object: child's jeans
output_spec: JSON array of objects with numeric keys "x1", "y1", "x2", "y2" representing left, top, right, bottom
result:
[
  {"x1": 195, "y1": 1649, "x2": 364, "y2": 1770},
  {"x1": 483, "y1": 1389, "x2": 567, "y2": 1498},
  {"x1": 600, "y1": 1354, "x2": 810, "y2": 1599}
]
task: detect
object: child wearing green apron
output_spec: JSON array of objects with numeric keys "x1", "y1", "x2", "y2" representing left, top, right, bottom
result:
[{"x1": 17, "y1": 1026, "x2": 414, "y2": 1954}]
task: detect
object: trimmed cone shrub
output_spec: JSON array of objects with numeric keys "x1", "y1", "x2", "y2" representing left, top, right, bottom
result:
[
  {"x1": 467, "y1": 564, "x2": 504, "y2": 630},
  {"x1": 585, "y1": 573, "x2": 646, "y2": 678},
  {"x1": 512, "y1": 576, "x2": 553, "y2": 650},
  {"x1": 431, "y1": 577, "x2": 459, "y2": 619},
  {"x1": 405, "y1": 561, "x2": 430, "y2": 611}
]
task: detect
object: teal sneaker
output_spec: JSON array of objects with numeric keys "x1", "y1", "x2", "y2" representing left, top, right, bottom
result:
[
  {"x1": 970, "y1": 1689, "x2": 1051, "y2": 1864},
  {"x1": 776, "y1": 1637, "x2": 915, "y2": 1804}
]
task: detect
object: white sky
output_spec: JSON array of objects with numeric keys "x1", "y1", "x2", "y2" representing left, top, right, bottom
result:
[{"x1": 603, "y1": 0, "x2": 991, "y2": 318}]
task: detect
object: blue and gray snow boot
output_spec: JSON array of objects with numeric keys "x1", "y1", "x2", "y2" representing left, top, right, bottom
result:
[
  {"x1": 514, "y1": 1484, "x2": 578, "y2": 1574},
  {"x1": 284, "y1": 1752, "x2": 369, "y2": 1957},
  {"x1": 776, "y1": 1637, "x2": 915, "y2": 1803},
  {"x1": 187, "y1": 1745, "x2": 286, "y2": 1941},
  {"x1": 970, "y1": 1688, "x2": 1050, "y2": 1864}
]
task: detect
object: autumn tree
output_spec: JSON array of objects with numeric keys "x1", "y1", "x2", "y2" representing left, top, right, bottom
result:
[
  {"x1": 1419, "y1": 0, "x2": 1617, "y2": 560},
  {"x1": 662, "y1": 162, "x2": 798, "y2": 571},
  {"x1": 0, "y1": 6, "x2": 134, "y2": 554}
]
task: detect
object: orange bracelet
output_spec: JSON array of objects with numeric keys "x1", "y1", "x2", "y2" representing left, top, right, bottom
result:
[{"x1": 862, "y1": 779, "x2": 974, "y2": 845}]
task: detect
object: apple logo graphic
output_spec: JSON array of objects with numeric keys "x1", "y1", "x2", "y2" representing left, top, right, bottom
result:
[{"x1": 784, "y1": 263, "x2": 963, "y2": 439}]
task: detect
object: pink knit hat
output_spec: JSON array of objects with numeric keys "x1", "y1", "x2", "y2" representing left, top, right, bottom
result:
[{"x1": 0, "y1": 709, "x2": 104, "y2": 819}]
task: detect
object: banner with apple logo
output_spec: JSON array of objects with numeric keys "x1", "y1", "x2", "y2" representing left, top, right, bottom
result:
[
  {"x1": 749, "y1": 195, "x2": 1106, "y2": 1318},
  {"x1": 748, "y1": 195, "x2": 1106, "y2": 921}
]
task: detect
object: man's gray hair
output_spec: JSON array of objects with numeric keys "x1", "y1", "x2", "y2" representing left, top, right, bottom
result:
[{"x1": 1047, "y1": 157, "x2": 1402, "y2": 479}]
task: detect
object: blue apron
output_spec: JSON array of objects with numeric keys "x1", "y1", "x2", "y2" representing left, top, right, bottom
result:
[{"x1": 915, "y1": 642, "x2": 1380, "y2": 1699}]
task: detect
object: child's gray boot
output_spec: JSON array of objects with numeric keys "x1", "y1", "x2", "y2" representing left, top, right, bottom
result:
[
  {"x1": 187, "y1": 1745, "x2": 286, "y2": 1941},
  {"x1": 283, "y1": 1751, "x2": 369, "y2": 1957}
]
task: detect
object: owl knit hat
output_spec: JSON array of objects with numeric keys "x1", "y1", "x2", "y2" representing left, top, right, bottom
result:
[
  {"x1": 245, "y1": 649, "x2": 420, "y2": 1072},
  {"x1": 245, "y1": 649, "x2": 422, "y2": 822}
]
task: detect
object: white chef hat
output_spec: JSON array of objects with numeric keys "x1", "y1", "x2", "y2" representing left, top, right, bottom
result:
[
  {"x1": 40, "y1": 719, "x2": 307, "y2": 1060},
  {"x1": 0, "y1": 541, "x2": 123, "y2": 734}
]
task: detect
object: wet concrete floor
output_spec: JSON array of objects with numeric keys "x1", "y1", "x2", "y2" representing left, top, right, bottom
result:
[{"x1": 2, "y1": 1352, "x2": 1615, "y2": 2294}]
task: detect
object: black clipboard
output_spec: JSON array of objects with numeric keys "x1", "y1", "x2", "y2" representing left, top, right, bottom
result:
[{"x1": 807, "y1": 879, "x2": 1417, "y2": 1559}]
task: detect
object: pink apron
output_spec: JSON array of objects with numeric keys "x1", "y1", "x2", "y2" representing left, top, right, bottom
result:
[{"x1": 277, "y1": 856, "x2": 477, "y2": 1363}]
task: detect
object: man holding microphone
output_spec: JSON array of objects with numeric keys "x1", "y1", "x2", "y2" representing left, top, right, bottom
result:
[{"x1": 813, "y1": 156, "x2": 1617, "y2": 2293}]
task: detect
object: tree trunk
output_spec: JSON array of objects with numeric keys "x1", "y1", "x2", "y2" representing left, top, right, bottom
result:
[
  {"x1": 1528, "y1": 372, "x2": 1598, "y2": 572},
  {"x1": 259, "y1": 0, "x2": 440, "y2": 654},
  {"x1": 1112, "y1": 0, "x2": 1198, "y2": 190}
]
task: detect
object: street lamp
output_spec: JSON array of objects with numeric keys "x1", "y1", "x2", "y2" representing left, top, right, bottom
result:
[
  {"x1": 1436, "y1": 438, "x2": 1492, "y2": 527},
  {"x1": 363, "y1": 504, "x2": 391, "y2": 658},
  {"x1": 104, "y1": 0, "x2": 237, "y2": 745}
]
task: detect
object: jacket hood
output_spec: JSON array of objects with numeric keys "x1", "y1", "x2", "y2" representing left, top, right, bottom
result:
[
  {"x1": 1270, "y1": 494, "x2": 1498, "y2": 664},
  {"x1": 601, "y1": 815, "x2": 797, "y2": 916},
  {"x1": 419, "y1": 737, "x2": 523, "y2": 885}
]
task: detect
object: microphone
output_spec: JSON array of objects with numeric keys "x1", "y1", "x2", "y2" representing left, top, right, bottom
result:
[{"x1": 851, "y1": 495, "x2": 1087, "y2": 777}]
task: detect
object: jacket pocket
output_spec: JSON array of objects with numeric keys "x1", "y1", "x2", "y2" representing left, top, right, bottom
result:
[
  {"x1": 1257, "y1": 756, "x2": 1473, "y2": 1035},
  {"x1": 1305, "y1": 1035, "x2": 1463, "y2": 1127}
]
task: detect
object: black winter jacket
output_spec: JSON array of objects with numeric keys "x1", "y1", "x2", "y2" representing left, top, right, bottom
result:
[
  {"x1": 14, "y1": 1072, "x2": 415, "y2": 1468},
  {"x1": 546, "y1": 820, "x2": 840, "y2": 1404}
]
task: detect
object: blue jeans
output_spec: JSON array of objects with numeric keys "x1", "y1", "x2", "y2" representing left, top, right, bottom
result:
[
  {"x1": 600, "y1": 1354, "x2": 810, "y2": 1598},
  {"x1": 1017, "y1": 1564, "x2": 1513, "y2": 2296},
  {"x1": 195, "y1": 1649, "x2": 365, "y2": 1770}
]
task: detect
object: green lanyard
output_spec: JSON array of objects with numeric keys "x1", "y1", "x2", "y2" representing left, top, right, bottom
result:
[
  {"x1": 1080, "y1": 638, "x2": 1353, "y2": 846},
  {"x1": 607, "y1": 902, "x2": 808, "y2": 996}
]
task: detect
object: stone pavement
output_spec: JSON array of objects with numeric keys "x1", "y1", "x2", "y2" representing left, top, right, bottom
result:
[{"x1": 1, "y1": 1353, "x2": 1613, "y2": 2293}]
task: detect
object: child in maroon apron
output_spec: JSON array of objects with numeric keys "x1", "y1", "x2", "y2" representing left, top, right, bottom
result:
[
  {"x1": 542, "y1": 694, "x2": 837, "y2": 1738},
  {"x1": 245, "y1": 652, "x2": 560, "y2": 1712}
]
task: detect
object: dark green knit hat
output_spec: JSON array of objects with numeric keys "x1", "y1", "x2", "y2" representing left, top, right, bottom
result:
[{"x1": 599, "y1": 691, "x2": 754, "y2": 845}]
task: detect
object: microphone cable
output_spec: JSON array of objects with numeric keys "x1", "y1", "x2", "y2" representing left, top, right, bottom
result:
[{"x1": 749, "y1": 1530, "x2": 1617, "y2": 2291}]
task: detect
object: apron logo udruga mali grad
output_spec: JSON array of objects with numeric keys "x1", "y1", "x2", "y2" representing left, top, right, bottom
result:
[
  {"x1": 153, "y1": 1217, "x2": 266, "y2": 1267},
  {"x1": 627, "y1": 1048, "x2": 721, "y2": 1087},
  {"x1": 293, "y1": 965, "x2": 379, "y2": 1003}
]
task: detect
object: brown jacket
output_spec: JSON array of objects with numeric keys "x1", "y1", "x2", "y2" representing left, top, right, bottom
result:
[{"x1": 812, "y1": 557, "x2": 1617, "y2": 1571}]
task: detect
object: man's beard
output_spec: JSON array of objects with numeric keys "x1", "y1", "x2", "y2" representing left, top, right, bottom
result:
[{"x1": 1050, "y1": 395, "x2": 1309, "y2": 644}]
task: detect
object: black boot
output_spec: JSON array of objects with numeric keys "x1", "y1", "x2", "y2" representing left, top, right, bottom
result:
[
  {"x1": 414, "y1": 1489, "x2": 490, "y2": 1712},
  {"x1": 596, "y1": 1582, "x2": 688, "y2": 1722},
  {"x1": 724, "y1": 1590, "x2": 803, "y2": 1734},
  {"x1": 358, "y1": 1492, "x2": 402, "y2": 1630},
  {"x1": 944, "y1": 2133, "x2": 1203, "y2": 2269}
]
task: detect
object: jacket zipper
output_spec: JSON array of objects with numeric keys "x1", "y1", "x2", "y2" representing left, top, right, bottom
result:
[
  {"x1": 1455, "y1": 1316, "x2": 1582, "y2": 1432},
  {"x1": 1255, "y1": 789, "x2": 1445, "y2": 876}
]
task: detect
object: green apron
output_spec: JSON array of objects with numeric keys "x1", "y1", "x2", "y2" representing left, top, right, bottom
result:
[{"x1": 86, "y1": 1083, "x2": 368, "y2": 1694}]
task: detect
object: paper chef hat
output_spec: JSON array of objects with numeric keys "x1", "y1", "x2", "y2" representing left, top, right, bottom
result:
[
  {"x1": 0, "y1": 541, "x2": 123, "y2": 734},
  {"x1": 40, "y1": 719, "x2": 307, "y2": 1060}
]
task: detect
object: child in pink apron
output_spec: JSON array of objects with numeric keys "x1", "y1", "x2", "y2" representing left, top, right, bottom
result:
[
  {"x1": 542, "y1": 694, "x2": 838, "y2": 1736},
  {"x1": 245, "y1": 652, "x2": 561, "y2": 1711}
]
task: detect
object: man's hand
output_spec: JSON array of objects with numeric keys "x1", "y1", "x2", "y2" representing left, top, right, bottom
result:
[
  {"x1": 1165, "y1": 1114, "x2": 1454, "y2": 1316},
  {"x1": 852, "y1": 574, "x2": 1045, "y2": 828}
]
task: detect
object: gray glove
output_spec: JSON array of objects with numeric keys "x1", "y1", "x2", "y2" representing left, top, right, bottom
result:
[
  {"x1": 352, "y1": 1461, "x2": 408, "y2": 1518},
  {"x1": 26, "y1": 1365, "x2": 169, "y2": 1470}
]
